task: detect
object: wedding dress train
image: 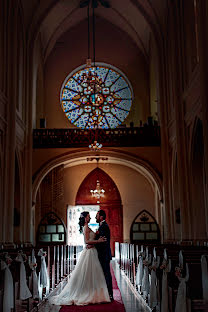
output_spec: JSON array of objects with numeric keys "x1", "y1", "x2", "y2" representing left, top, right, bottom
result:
[{"x1": 49, "y1": 227, "x2": 110, "y2": 305}]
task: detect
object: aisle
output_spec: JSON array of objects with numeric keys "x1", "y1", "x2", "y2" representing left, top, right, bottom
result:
[
  {"x1": 112, "y1": 261, "x2": 151, "y2": 312},
  {"x1": 59, "y1": 264, "x2": 125, "y2": 312},
  {"x1": 39, "y1": 261, "x2": 149, "y2": 312}
]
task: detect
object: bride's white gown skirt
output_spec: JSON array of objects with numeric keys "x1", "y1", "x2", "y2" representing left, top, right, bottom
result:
[{"x1": 49, "y1": 247, "x2": 110, "y2": 305}]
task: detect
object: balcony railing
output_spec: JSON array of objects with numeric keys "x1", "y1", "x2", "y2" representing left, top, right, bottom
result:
[{"x1": 33, "y1": 126, "x2": 160, "y2": 148}]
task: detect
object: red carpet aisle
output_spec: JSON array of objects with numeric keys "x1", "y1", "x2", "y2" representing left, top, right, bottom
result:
[{"x1": 60, "y1": 265, "x2": 125, "y2": 312}]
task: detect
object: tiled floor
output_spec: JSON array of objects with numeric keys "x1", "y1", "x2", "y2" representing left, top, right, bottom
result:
[
  {"x1": 112, "y1": 261, "x2": 151, "y2": 312},
  {"x1": 37, "y1": 260, "x2": 151, "y2": 312}
]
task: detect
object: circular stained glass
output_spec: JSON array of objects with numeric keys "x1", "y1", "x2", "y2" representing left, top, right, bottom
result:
[{"x1": 60, "y1": 63, "x2": 133, "y2": 129}]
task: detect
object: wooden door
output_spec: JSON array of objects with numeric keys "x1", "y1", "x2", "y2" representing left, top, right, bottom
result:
[{"x1": 76, "y1": 168, "x2": 123, "y2": 255}]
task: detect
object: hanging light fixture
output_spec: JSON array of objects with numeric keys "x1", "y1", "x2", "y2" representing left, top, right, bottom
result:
[
  {"x1": 80, "y1": 0, "x2": 110, "y2": 149},
  {"x1": 89, "y1": 140, "x2": 102, "y2": 151},
  {"x1": 80, "y1": 0, "x2": 104, "y2": 104},
  {"x1": 90, "y1": 157, "x2": 105, "y2": 203},
  {"x1": 90, "y1": 180, "x2": 105, "y2": 200}
]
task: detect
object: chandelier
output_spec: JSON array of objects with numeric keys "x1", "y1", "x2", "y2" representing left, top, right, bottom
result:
[
  {"x1": 80, "y1": 0, "x2": 110, "y2": 137},
  {"x1": 89, "y1": 157, "x2": 105, "y2": 203},
  {"x1": 82, "y1": 1, "x2": 103, "y2": 96},
  {"x1": 90, "y1": 180, "x2": 105, "y2": 199},
  {"x1": 89, "y1": 140, "x2": 102, "y2": 151}
]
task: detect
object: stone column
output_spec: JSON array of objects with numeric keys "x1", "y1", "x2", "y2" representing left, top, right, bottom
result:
[
  {"x1": 171, "y1": 4, "x2": 192, "y2": 240},
  {"x1": 158, "y1": 44, "x2": 175, "y2": 241},
  {"x1": 22, "y1": 50, "x2": 35, "y2": 246},
  {"x1": 3, "y1": 0, "x2": 18, "y2": 245},
  {"x1": 197, "y1": 0, "x2": 208, "y2": 236}
]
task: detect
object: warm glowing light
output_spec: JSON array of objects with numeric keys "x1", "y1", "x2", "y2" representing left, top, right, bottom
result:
[{"x1": 90, "y1": 180, "x2": 105, "y2": 200}]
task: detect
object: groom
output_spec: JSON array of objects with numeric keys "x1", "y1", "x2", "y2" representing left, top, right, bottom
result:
[{"x1": 95, "y1": 210, "x2": 114, "y2": 301}]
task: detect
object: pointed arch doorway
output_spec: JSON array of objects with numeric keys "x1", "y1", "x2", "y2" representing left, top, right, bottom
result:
[{"x1": 75, "y1": 168, "x2": 123, "y2": 255}]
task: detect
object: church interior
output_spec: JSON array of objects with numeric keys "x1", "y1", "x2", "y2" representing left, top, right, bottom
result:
[{"x1": 0, "y1": 0, "x2": 208, "y2": 311}]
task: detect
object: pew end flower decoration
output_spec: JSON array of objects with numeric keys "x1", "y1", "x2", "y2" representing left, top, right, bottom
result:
[
  {"x1": 175, "y1": 266, "x2": 182, "y2": 278},
  {"x1": 138, "y1": 251, "x2": 145, "y2": 257},
  {"x1": 160, "y1": 259, "x2": 168, "y2": 270},
  {"x1": 38, "y1": 248, "x2": 47, "y2": 257},
  {"x1": 143, "y1": 259, "x2": 150, "y2": 266},
  {"x1": 0, "y1": 252, "x2": 13, "y2": 265},
  {"x1": 149, "y1": 264, "x2": 157, "y2": 271},
  {"x1": 29, "y1": 262, "x2": 37, "y2": 270},
  {"x1": 18, "y1": 250, "x2": 27, "y2": 262}
]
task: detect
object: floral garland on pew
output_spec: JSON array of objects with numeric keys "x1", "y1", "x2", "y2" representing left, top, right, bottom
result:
[
  {"x1": 143, "y1": 258, "x2": 150, "y2": 268},
  {"x1": 175, "y1": 265, "x2": 183, "y2": 278},
  {"x1": 0, "y1": 252, "x2": 13, "y2": 265},
  {"x1": 29, "y1": 261, "x2": 37, "y2": 270},
  {"x1": 149, "y1": 259, "x2": 160, "y2": 271},
  {"x1": 17, "y1": 250, "x2": 28, "y2": 262},
  {"x1": 160, "y1": 258, "x2": 170, "y2": 272}
]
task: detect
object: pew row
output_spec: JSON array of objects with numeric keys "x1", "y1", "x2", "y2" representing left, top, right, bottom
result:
[
  {"x1": 0, "y1": 245, "x2": 83, "y2": 312},
  {"x1": 115, "y1": 242, "x2": 208, "y2": 312}
]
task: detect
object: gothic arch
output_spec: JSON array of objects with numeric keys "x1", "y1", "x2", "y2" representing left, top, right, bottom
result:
[
  {"x1": 130, "y1": 209, "x2": 161, "y2": 243},
  {"x1": 32, "y1": 150, "x2": 163, "y2": 205},
  {"x1": 75, "y1": 166, "x2": 123, "y2": 255},
  {"x1": 76, "y1": 167, "x2": 121, "y2": 205}
]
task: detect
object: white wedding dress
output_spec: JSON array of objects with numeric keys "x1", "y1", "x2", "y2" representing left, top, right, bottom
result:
[{"x1": 49, "y1": 226, "x2": 110, "y2": 305}]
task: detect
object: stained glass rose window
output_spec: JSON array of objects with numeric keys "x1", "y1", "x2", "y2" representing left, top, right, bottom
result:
[{"x1": 60, "y1": 63, "x2": 133, "y2": 129}]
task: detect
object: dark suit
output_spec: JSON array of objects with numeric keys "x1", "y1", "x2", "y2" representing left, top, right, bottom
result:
[{"x1": 96, "y1": 220, "x2": 113, "y2": 298}]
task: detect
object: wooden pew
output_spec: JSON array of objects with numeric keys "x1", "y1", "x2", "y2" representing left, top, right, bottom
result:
[{"x1": 115, "y1": 242, "x2": 208, "y2": 312}]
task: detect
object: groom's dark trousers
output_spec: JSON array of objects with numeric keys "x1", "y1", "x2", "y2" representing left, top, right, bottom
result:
[{"x1": 96, "y1": 220, "x2": 113, "y2": 298}]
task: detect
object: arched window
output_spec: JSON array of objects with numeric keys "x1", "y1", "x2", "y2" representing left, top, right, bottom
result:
[
  {"x1": 130, "y1": 210, "x2": 160, "y2": 243},
  {"x1": 37, "y1": 212, "x2": 66, "y2": 245},
  {"x1": 60, "y1": 63, "x2": 133, "y2": 129}
]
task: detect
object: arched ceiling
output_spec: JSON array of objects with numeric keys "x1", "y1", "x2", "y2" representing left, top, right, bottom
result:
[
  {"x1": 21, "y1": 0, "x2": 168, "y2": 63},
  {"x1": 32, "y1": 149, "x2": 163, "y2": 204}
]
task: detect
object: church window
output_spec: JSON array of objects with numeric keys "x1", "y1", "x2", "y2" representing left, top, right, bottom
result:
[
  {"x1": 37, "y1": 212, "x2": 66, "y2": 244},
  {"x1": 60, "y1": 63, "x2": 133, "y2": 129},
  {"x1": 130, "y1": 210, "x2": 160, "y2": 243}
]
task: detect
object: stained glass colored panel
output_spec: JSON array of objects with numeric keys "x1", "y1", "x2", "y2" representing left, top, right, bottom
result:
[
  {"x1": 115, "y1": 99, "x2": 131, "y2": 111},
  {"x1": 62, "y1": 101, "x2": 79, "y2": 112},
  {"x1": 61, "y1": 64, "x2": 133, "y2": 129}
]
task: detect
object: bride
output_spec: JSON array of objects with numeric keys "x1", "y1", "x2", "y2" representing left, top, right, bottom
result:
[{"x1": 49, "y1": 211, "x2": 111, "y2": 305}]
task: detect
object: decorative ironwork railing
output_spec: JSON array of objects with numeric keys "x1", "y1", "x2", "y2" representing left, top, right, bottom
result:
[{"x1": 33, "y1": 126, "x2": 160, "y2": 148}]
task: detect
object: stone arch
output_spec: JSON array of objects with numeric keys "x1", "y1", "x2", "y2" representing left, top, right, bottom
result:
[
  {"x1": 32, "y1": 150, "x2": 163, "y2": 205},
  {"x1": 32, "y1": 150, "x2": 163, "y2": 245}
]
